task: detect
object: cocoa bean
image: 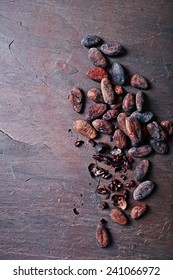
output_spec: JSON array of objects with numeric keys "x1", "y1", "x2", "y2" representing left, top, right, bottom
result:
[
  {"x1": 101, "y1": 77, "x2": 115, "y2": 104},
  {"x1": 86, "y1": 67, "x2": 108, "y2": 82},
  {"x1": 86, "y1": 103, "x2": 107, "y2": 121},
  {"x1": 100, "y1": 43, "x2": 123, "y2": 56},
  {"x1": 109, "y1": 208, "x2": 128, "y2": 225},
  {"x1": 134, "y1": 159, "x2": 150, "y2": 181},
  {"x1": 69, "y1": 87, "x2": 83, "y2": 113},
  {"x1": 136, "y1": 91, "x2": 145, "y2": 112},
  {"x1": 114, "y1": 84, "x2": 124, "y2": 95},
  {"x1": 111, "y1": 62, "x2": 126, "y2": 85},
  {"x1": 125, "y1": 116, "x2": 142, "y2": 146},
  {"x1": 81, "y1": 35, "x2": 102, "y2": 47},
  {"x1": 102, "y1": 109, "x2": 119, "y2": 121},
  {"x1": 146, "y1": 121, "x2": 167, "y2": 141},
  {"x1": 131, "y1": 111, "x2": 154, "y2": 124},
  {"x1": 150, "y1": 139, "x2": 168, "y2": 154},
  {"x1": 133, "y1": 180, "x2": 155, "y2": 200},
  {"x1": 87, "y1": 88, "x2": 104, "y2": 103},
  {"x1": 128, "y1": 145, "x2": 152, "y2": 157},
  {"x1": 88, "y1": 47, "x2": 107, "y2": 68},
  {"x1": 130, "y1": 204, "x2": 147, "y2": 219},
  {"x1": 160, "y1": 120, "x2": 173, "y2": 136},
  {"x1": 92, "y1": 119, "x2": 114, "y2": 134},
  {"x1": 130, "y1": 74, "x2": 148, "y2": 89},
  {"x1": 110, "y1": 96, "x2": 123, "y2": 109},
  {"x1": 96, "y1": 222, "x2": 109, "y2": 248},
  {"x1": 117, "y1": 112, "x2": 128, "y2": 135},
  {"x1": 73, "y1": 120, "x2": 97, "y2": 139},
  {"x1": 113, "y1": 129, "x2": 128, "y2": 149},
  {"x1": 122, "y1": 92, "x2": 136, "y2": 113}
]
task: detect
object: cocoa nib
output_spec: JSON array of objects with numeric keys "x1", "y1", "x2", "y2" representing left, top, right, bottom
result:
[
  {"x1": 75, "y1": 140, "x2": 84, "y2": 147},
  {"x1": 88, "y1": 163, "x2": 111, "y2": 179},
  {"x1": 95, "y1": 142, "x2": 111, "y2": 155},
  {"x1": 101, "y1": 201, "x2": 109, "y2": 210},
  {"x1": 112, "y1": 194, "x2": 127, "y2": 210}
]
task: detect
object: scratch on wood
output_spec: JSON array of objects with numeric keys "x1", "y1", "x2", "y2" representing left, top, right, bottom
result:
[{"x1": 8, "y1": 39, "x2": 14, "y2": 50}]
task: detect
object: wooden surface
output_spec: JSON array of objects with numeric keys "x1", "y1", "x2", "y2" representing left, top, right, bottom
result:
[{"x1": 0, "y1": 0, "x2": 173, "y2": 260}]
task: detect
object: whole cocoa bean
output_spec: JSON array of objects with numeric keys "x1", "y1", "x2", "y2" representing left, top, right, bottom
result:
[
  {"x1": 133, "y1": 180, "x2": 155, "y2": 200},
  {"x1": 110, "y1": 96, "x2": 123, "y2": 109},
  {"x1": 86, "y1": 103, "x2": 107, "y2": 121},
  {"x1": 87, "y1": 88, "x2": 104, "y2": 103},
  {"x1": 130, "y1": 74, "x2": 148, "y2": 89},
  {"x1": 88, "y1": 47, "x2": 107, "y2": 68},
  {"x1": 117, "y1": 112, "x2": 128, "y2": 135},
  {"x1": 122, "y1": 92, "x2": 136, "y2": 113},
  {"x1": 131, "y1": 111, "x2": 154, "y2": 124},
  {"x1": 150, "y1": 139, "x2": 168, "y2": 154},
  {"x1": 81, "y1": 35, "x2": 102, "y2": 47},
  {"x1": 86, "y1": 67, "x2": 108, "y2": 82},
  {"x1": 113, "y1": 129, "x2": 128, "y2": 149},
  {"x1": 114, "y1": 84, "x2": 124, "y2": 95},
  {"x1": 96, "y1": 222, "x2": 110, "y2": 248},
  {"x1": 102, "y1": 109, "x2": 119, "y2": 121},
  {"x1": 160, "y1": 120, "x2": 173, "y2": 136},
  {"x1": 69, "y1": 87, "x2": 83, "y2": 113},
  {"x1": 110, "y1": 208, "x2": 128, "y2": 225},
  {"x1": 73, "y1": 120, "x2": 97, "y2": 139},
  {"x1": 100, "y1": 43, "x2": 123, "y2": 56},
  {"x1": 101, "y1": 77, "x2": 115, "y2": 104},
  {"x1": 146, "y1": 121, "x2": 167, "y2": 141},
  {"x1": 130, "y1": 204, "x2": 147, "y2": 219},
  {"x1": 92, "y1": 119, "x2": 114, "y2": 134},
  {"x1": 136, "y1": 91, "x2": 145, "y2": 112},
  {"x1": 134, "y1": 159, "x2": 150, "y2": 181},
  {"x1": 128, "y1": 145, "x2": 152, "y2": 157},
  {"x1": 125, "y1": 116, "x2": 142, "y2": 146},
  {"x1": 111, "y1": 62, "x2": 126, "y2": 85}
]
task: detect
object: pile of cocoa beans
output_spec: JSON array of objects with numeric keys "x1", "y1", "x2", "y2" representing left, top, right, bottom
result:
[{"x1": 69, "y1": 35, "x2": 173, "y2": 248}]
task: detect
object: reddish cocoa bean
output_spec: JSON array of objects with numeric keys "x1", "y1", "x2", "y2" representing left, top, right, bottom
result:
[
  {"x1": 101, "y1": 77, "x2": 115, "y2": 105},
  {"x1": 92, "y1": 119, "x2": 114, "y2": 134},
  {"x1": 73, "y1": 120, "x2": 97, "y2": 139},
  {"x1": 130, "y1": 204, "x2": 147, "y2": 219},
  {"x1": 133, "y1": 181, "x2": 154, "y2": 200},
  {"x1": 130, "y1": 74, "x2": 148, "y2": 89},
  {"x1": 102, "y1": 109, "x2": 119, "y2": 121},
  {"x1": 110, "y1": 208, "x2": 128, "y2": 225},
  {"x1": 86, "y1": 103, "x2": 107, "y2": 121},
  {"x1": 69, "y1": 87, "x2": 83, "y2": 113},
  {"x1": 122, "y1": 92, "x2": 136, "y2": 113},
  {"x1": 125, "y1": 116, "x2": 142, "y2": 146},
  {"x1": 87, "y1": 88, "x2": 104, "y2": 103},
  {"x1": 96, "y1": 222, "x2": 110, "y2": 248},
  {"x1": 128, "y1": 145, "x2": 152, "y2": 157},
  {"x1": 160, "y1": 120, "x2": 173, "y2": 136},
  {"x1": 113, "y1": 129, "x2": 128, "y2": 149},
  {"x1": 114, "y1": 84, "x2": 124, "y2": 95},
  {"x1": 146, "y1": 121, "x2": 167, "y2": 141},
  {"x1": 134, "y1": 159, "x2": 150, "y2": 181},
  {"x1": 88, "y1": 47, "x2": 107, "y2": 68},
  {"x1": 86, "y1": 67, "x2": 108, "y2": 82},
  {"x1": 136, "y1": 91, "x2": 145, "y2": 112},
  {"x1": 117, "y1": 112, "x2": 128, "y2": 135}
]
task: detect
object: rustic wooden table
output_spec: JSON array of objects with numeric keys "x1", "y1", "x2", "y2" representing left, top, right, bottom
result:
[{"x1": 0, "y1": 0, "x2": 173, "y2": 260}]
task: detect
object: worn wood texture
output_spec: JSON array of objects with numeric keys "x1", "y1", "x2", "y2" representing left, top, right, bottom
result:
[{"x1": 0, "y1": 0, "x2": 173, "y2": 259}]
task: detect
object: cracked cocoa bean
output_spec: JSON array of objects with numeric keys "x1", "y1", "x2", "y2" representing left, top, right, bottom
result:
[
  {"x1": 117, "y1": 112, "x2": 128, "y2": 135},
  {"x1": 100, "y1": 43, "x2": 123, "y2": 56},
  {"x1": 122, "y1": 92, "x2": 136, "y2": 113},
  {"x1": 81, "y1": 35, "x2": 102, "y2": 47},
  {"x1": 134, "y1": 159, "x2": 150, "y2": 181},
  {"x1": 130, "y1": 74, "x2": 148, "y2": 89},
  {"x1": 102, "y1": 109, "x2": 119, "y2": 121},
  {"x1": 86, "y1": 103, "x2": 107, "y2": 121},
  {"x1": 128, "y1": 145, "x2": 152, "y2": 157},
  {"x1": 86, "y1": 67, "x2": 108, "y2": 82},
  {"x1": 92, "y1": 119, "x2": 114, "y2": 134},
  {"x1": 101, "y1": 77, "x2": 115, "y2": 104},
  {"x1": 125, "y1": 116, "x2": 142, "y2": 146},
  {"x1": 69, "y1": 87, "x2": 83, "y2": 113},
  {"x1": 87, "y1": 88, "x2": 104, "y2": 103},
  {"x1": 96, "y1": 222, "x2": 110, "y2": 248},
  {"x1": 73, "y1": 120, "x2": 97, "y2": 139},
  {"x1": 136, "y1": 91, "x2": 145, "y2": 112},
  {"x1": 146, "y1": 121, "x2": 167, "y2": 141},
  {"x1": 111, "y1": 62, "x2": 126, "y2": 85},
  {"x1": 160, "y1": 120, "x2": 173, "y2": 136},
  {"x1": 133, "y1": 180, "x2": 155, "y2": 200},
  {"x1": 88, "y1": 47, "x2": 107, "y2": 68},
  {"x1": 113, "y1": 129, "x2": 128, "y2": 149},
  {"x1": 130, "y1": 204, "x2": 147, "y2": 219},
  {"x1": 110, "y1": 208, "x2": 128, "y2": 225},
  {"x1": 150, "y1": 139, "x2": 168, "y2": 154},
  {"x1": 131, "y1": 111, "x2": 154, "y2": 124}
]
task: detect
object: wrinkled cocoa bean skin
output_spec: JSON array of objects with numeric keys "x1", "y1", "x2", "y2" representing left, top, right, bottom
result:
[
  {"x1": 86, "y1": 103, "x2": 107, "y2": 121},
  {"x1": 128, "y1": 145, "x2": 152, "y2": 157},
  {"x1": 150, "y1": 139, "x2": 168, "y2": 154},
  {"x1": 87, "y1": 88, "x2": 104, "y2": 103},
  {"x1": 88, "y1": 47, "x2": 107, "y2": 68},
  {"x1": 96, "y1": 223, "x2": 109, "y2": 248},
  {"x1": 117, "y1": 112, "x2": 128, "y2": 135},
  {"x1": 102, "y1": 109, "x2": 119, "y2": 121},
  {"x1": 81, "y1": 35, "x2": 102, "y2": 47},
  {"x1": 134, "y1": 159, "x2": 150, "y2": 181},
  {"x1": 131, "y1": 111, "x2": 154, "y2": 124},
  {"x1": 133, "y1": 181, "x2": 154, "y2": 200},
  {"x1": 110, "y1": 208, "x2": 128, "y2": 225},
  {"x1": 160, "y1": 120, "x2": 173, "y2": 136},
  {"x1": 73, "y1": 120, "x2": 97, "y2": 139},
  {"x1": 146, "y1": 121, "x2": 167, "y2": 141},
  {"x1": 92, "y1": 119, "x2": 114, "y2": 134},
  {"x1": 69, "y1": 87, "x2": 83, "y2": 113},
  {"x1": 86, "y1": 67, "x2": 108, "y2": 82},
  {"x1": 125, "y1": 116, "x2": 142, "y2": 147},
  {"x1": 101, "y1": 77, "x2": 115, "y2": 104},
  {"x1": 136, "y1": 91, "x2": 145, "y2": 112},
  {"x1": 122, "y1": 92, "x2": 136, "y2": 113},
  {"x1": 130, "y1": 204, "x2": 147, "y2": 219},
  {"x1": 100, "y1": 43, "x2": 123, "y2": 56},
  {"x1": 130, "y1": 74, "x2": 148, "y2": 89},
  {"x1": 111, "y1": 62, "x2": 126, "y2": 85},
  {"x1": 113, "y1": 129, "x2": 128, "y2": 149},
  {"x1": 110, "y1": 96, "x2": 123, "y2": 109}
]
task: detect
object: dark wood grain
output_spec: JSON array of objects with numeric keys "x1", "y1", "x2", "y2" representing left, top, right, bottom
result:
[{"x1": 0, "y1": 0, "x2": 173, "y2": 260}]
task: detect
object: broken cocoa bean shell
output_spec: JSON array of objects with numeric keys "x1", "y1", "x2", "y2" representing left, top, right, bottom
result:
[
  {"x1": 112, "y1": 194, "x2": 127, "y2": 210},
  {"x1": 128, "y1": 145, "x2": 152, "y2": 157},
  {"x1": 101, "y1": 77, "x2": 116, "y2": 105},
  {"x1": 88, "y1": 47, "x2": 107, "y2": 68},
  {"x1": 86, "y1": 67, "x2": 108, "y2": 82},
  {"x1": 110, "y1": 208, "x2": 128, "y2": 225},
  {"x1": 113, "y1": 129, "x2": 128, "y2": 149},
  {"x1": 122, "y1": 92, "x2": 136, "y2": 113},
  {"x1": 87, "y1": 88, "x2": 104, "y2": 103},
  {"x1": 160, "y1": 120, "x2": 173, "y2": 136},
  {"x1": 92, "y1": 119, "x2": 114, "y2": 134},
  {"x1": 96, "y1": 222, "x2": 110, "y2": 248},
  {"x1": 95, "y1": 142, "x2": 111, "y2": 155},
  {"x1": 125, "y1": 116, "x2": 142, "y2": 146},
  {"x1": 146, "y1": 121, "x2": 167, "y2": 141},
  {"x1": 133, "y1": 180, "x2": 155, "y2": 200},
  {"x1": 130, "y1": 204, "x2": 147, "y2": 219},
  {"x1": 102, "y1": 109, "x2": 119, "y2": 121},
  {"x1": 134, "y1": 159, "x2": 150, "y2": 181},
  {"x1": 130, "y1": 74, "x2": 148, "y2": 89},
  {"x1": 69, "y1": 87, "x2": 84, "y2": 113},
  {"x1": 86, "y1": 103, "x2": 107, "y2": 121},
  {"x1": 73, "y1": 120, "x2": 97, "y2": 139},
  {"x1": 150, "y1": 139, "x2": 168, "y2": 154}
]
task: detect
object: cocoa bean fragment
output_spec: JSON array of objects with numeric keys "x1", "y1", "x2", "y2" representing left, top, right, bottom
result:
[
  {"x1": 146, "y1": 121, "x2": 167, "y2": 141},
  {"x1": 87, "y1": 88, "x2": 104, "y2": 103},
  {"x1": 96, "y1": 222, "x2": 110, "y2": 248},
  {"x1": 92, "y1": 119, "x2": 114, "y2": 134},
  {"x1": 110, "y1": 208, "x2": 128, "y2": 225},
  {"x1": 130, "y1": 204, "x2": 147, "y2": 219},
  {"x1": 125, "y1": 116, "x2": 142, "y2": 147},
  {"x1": 69, "y1": 87, "x2": 83, "y2": 113},
  {"x1": 100, "y1": 43, "x2": 123, "y2": 56},
  {"x1": 73, "y1": 120, "x2": 97, "y2": 139},
  {"x1": 122, "y1": 92, "x2": 136, "y2": 113},
  {"x1": 111, "y1": 62, "x2": 126, "y2": 85},
  {"x1": 86, "y1": 103, "x2": 107, "y2": 121},
  {"x1": 130, "y1": 74, "x2": 148, "y2": 89},
  {"x1": 133, "y1": 180, "x2": 154, "y2": 200},
  {"x1": 95, "y1": 142, "x2": 111, "y2": 155},
  {"x1": 113, "y1": 129, "x2": 128, "y2": 149},
  {"x1": 112, "y1": 194, "x2": 127, "y2": 210},
  {"x1": 102, "y1": 109, "x2": 119, "y2": 121},
  {"x1": 101, "y1": 77, "x2": 115, "y2": 104},
  {"x1": 86, "y1": 67, "x2": 108, "y2": 82},
  {"x1": 88, "y1": 47, "x2": 107, "y2": 68},
  {"x1": 81, "y1": 35, "x2": 102, "y2": 47},
  {"x1": 136, "y1": 91, "x2": 145, "y2": 112},
  {"x1": 117, "y1": 112, "x2": 128, "y2": 135},
  {"x1": 160, "y1": 120, "x2": 173, "y2": 136},
  {"x1": 134, "y1": 159, "x2": 150, "y2": 181},
  {"x1": 150, "y1": 139, "x2": 168, "y2": 154},
  {"x1": 128, "y1": 145, "x2": 152, "y2": 157}
]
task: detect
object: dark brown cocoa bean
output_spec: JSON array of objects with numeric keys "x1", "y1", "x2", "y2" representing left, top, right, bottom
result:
[
  {"x1": 102, "y1": 109, "x2": 119, "y2": 121},
  {"x1": 86, "y1": 67, "x2": 108, "y2": 82},
  {"x1": 113, "y1": 129, "x2": 128, "y2": 149},
  {"x1": 92, "y1": 119, "x2": 114, "y2": 134},
  {"x1": 160, "y1": 120, "x2": 173, "y2": 136},
  {"x1": 131, "y1": 111, "x2": 154, "y2": 124},
  {"x1": 130, "y1": 204, "x2": 147, "y2": 219},
  {"x1": 101, "y1": 77, "x2": 115, "y2": 104},
  {"x1": 122, "y1": 92, "x2": 136, "y2": 113},
  {"x1": 86, "y1": 103, "x2": 107, "y2": 121},
  {"x1": 111, "y1": 62, "x2": 126, "y2": 85},
  {"x1": 130, "y1": 74, "x2": 148, "y2": 89},
  {"x1": 88, "y1": 47, "x2": 107, "y2": 68},
  {"x1": 69, "y1": 87, "x2": 83, "y2": 113},
  {"x1": 146, "y1": 121, "x2": 167, "y2": 141},
  {"x1": 110, "y1": 208, "x2": 128, "y2": 225},
  {"x1": 150, "y1": 139, "x2": 168, "y2": 154},
  {"x1": 96, "y1": 222, "x2": 110, "y2": 248},
  {"x1": 125, "y1": 116, "x2": 142, "y2": 146},
  {"x1": 87, "y1": 88, "x2": 104, "y2": 103},
  {"x1": 81, "y1": 35, "x2": 102, "y2": 47},
  {"x1": 117, "y1": 112, "x2": 128, "y2": 135},
  {"x1": 133, "y1": 181, "x2": 154, "y2": 200},
  {"x1": 128, "y1": 145, "x2": 152, "y2": 157},
  {"x1": 134, "y1": 159, "x2": 150, "y2": 181},
  {"x1": 100, "y1": 43, "x2": 123, "y2": 56},
  {"x1": 136, "y1": 91, "x2": 145, "y2": 112},
  {"x1": 73, "y1": 120, "x2": 97, "y2": 139}
]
